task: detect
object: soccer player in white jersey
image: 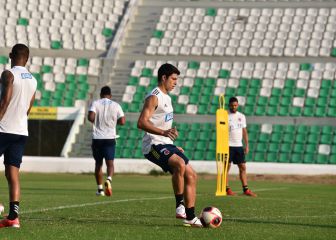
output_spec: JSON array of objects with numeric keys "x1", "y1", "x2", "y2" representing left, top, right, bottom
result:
[
  {"x1": 226, "y1": 97, "x2": 257, "y2": 197},
  {"x1": 0, "y1": 44, "x2": 37, "y2": 228},
  {"x1": 88, "y1": 86, "x2": 125, "y2": 196},
  {"x1": 137, "y1": 63, "x2": 202, "y2": 227}
]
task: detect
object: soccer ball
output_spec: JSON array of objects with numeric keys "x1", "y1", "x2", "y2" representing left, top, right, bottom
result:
[{"x1": 200, "y1": 206, "x2": 222, "y2": 228}]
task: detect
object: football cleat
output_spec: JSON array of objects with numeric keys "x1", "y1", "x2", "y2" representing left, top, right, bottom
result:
[
  {"x1": 0, "y1": 218, "x2": 20, "y2": 228},
  {"x1": 175, "y1": 204, "x2": 186, "y2": 219},
  {"x1": 243, "y1": 189, "x2": 257, "y2": 197},
  {"x1": 183, "y1": 217, "x2": 203, "y2": 228},
  {"x1": 226, "y1": 188, "x2": 236, "y2": 196},
  {"x1": 104, "y1": 180, "x2": 112, "y2": 196},
  {"x1": 96, "y1": 190, "x2": 105, "y2": 196}
]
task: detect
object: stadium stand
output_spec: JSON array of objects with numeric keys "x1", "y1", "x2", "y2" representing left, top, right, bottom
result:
[{"x1": 1, "y1": 0, "x2": 334, "y2": 165}]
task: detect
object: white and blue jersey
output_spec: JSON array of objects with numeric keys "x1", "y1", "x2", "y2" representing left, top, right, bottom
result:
[
  {"x1": 0, "y1": 66, "x2": 37, "y2": 136},
  {"x1": 142, "y1": 87, "x2": 174, "y2": 154}
]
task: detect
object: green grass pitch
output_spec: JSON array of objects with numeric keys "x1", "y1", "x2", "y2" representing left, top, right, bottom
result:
[{"x1": 0, "y1": 173, "x2": 335, "y2": 240}]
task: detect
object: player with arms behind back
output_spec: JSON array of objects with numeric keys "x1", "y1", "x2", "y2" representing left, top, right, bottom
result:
[
  {"x1": 0, "y1": 44, "x2": 37, "y2": 228},
  {"x1": 226, "y1": 97, "x2": 257, "y2": 197},
  {"x1": 137, "y1": 63, "x2": 202, "y2": 227}
]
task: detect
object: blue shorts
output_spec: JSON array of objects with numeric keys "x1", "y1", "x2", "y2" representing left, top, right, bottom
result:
[
  {"x1": 229, "y1": 146, "x2": 246, "y2": 165},
  {"x1": 0, "y1": 132, "x2": 27, "y2": 168},
  {"x1": 144, "y1": 144, "x2": 189, "y2": 174},
  {"x1": 91, "y1": 139, "x2": 116, "y2": 164}
]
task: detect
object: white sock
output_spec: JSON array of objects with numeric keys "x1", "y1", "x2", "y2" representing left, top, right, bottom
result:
[
  {"x1": 107, "y1": 176, "x2": 112, "y2": 182},
  {"x1": 98, "y1": 184, "x2": 103, "y2": 190}
]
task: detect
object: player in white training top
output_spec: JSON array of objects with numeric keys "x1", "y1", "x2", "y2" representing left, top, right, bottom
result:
[
  {"x1": 88, "y1": 86, "x2": 125, "y2": 197},
  {"x1": 137, "y1": 63, "x2": 202, "y2": 227},
  {"x1": 226, "y1": 97, "x2": 257, "y2": 197},
  {"x1": 0, "y1": 44, "x2": 37, "y2": 228}
]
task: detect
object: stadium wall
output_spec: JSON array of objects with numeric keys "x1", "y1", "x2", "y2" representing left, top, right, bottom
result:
[{"x1": 0, "y1": 157, "x2": 335, "y2": 175}]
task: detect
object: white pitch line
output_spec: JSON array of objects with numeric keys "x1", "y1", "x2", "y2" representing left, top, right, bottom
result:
[{"x1": 21, "y1": 196, "x2": 174, "y2": 214}]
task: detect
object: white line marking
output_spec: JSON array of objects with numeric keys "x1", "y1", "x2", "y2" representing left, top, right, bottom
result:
[
  {"x1": 226, "y1": 214, "x2": 336, "y2": 220},
  {"x1": 21, "y1": 196, "x2": 174, "y2": 214}
]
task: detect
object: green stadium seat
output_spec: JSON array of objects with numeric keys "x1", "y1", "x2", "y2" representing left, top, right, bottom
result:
[
  {"x1": 294, "y1": 88, "x2": 305, "y2": 97},
  {"x1": 247, "y1": 87, "x2": 259, "y2": 97},
  {"x1": 303, "y1": 107, "x2": 314, "y2": 117},
  {"x1": 255, "y1": 106, "x2": 266, "y2": 116},
  {"x1": 268, "y1": 143, "x2": 279, "y2": 153},
  {"x1": 51, "y1": 41, "x2": 62, "y2": 49},
  {"x1": 39, "y1": 99, "x2": 50, "y2": 106},
  {"x1": 319, "y1": 88, "x2": 329, "y2": 98},
  {"x1": 206, "y1": 7, "x2": 217, "y2": 16},
  {"x1": 291, "y1": 153, "x2": 303, "y2": 163},
  {"x1": 77, "y1": 58, "x2": 89, "y2": 66},
  {"x1": 266, "y1": 152, "x2": 278, "y2": 162},
  {"x1": 331, "y1": 48, "x2": 336, "y2": 57},
  {"x1": 305, "y1": 97, "x2": 316, "y2": 107},
  {"x1": 202, "y1": 87, "x2": 213, "y2": 96},
  {"x1": 17, "y1": 17, "x2": 29, "y2": 26},
  {"x1": 258, "y1": 133, "x2": 270, "y2": 142},
  {"x1": 187, "y1": 131, "x2": 198, "y2": 140},
  {"x1": 248, "y1": 124, "x2": 260, "y2": 133},
  {"x1": 321, "y1": 80, "x2": 332, "y2": 88},
  {"x1": 77, "y1": 91, "x2": 87, "y2": 100},
  {"x1": 272, "y1": 88, "x2": 282, "y2": 97},
  {"x1": 218, "y1": 69, "x2": 230, "y2": 78},
  {"x1": 0, "y1": 56, "x2": 9, "y2": 64},
  {"x1": 248, "y1": 132, "x2": 257, "y2": 143},
  {"x1": 270, "y1": 133, "x2": 282, "y2": 143},
  {"x1": 256, "y1": 143, "x2": 267, "y2": 153},
  {"x1": 205, "y1": 151, "x2": 215, "y2": 161},
  {"x1": 41, "y1": 65, "x2": 52, "y2": 73},
  {"x1": 293, "y1": 144, "x2": 305, "y2": 153},
  {"x1": 272, "y1": 125, "x2": 283, "y2": 133},
  {"x1": 285, "y1": 79, "x2": 295, "y2": 88},
  {"x1": 280, "y1": 97, "x2": 291, "y2": 106},
  {"x1": 280, "y1": 143, "x2": 292, "y2": 153},
  {"x1": 303, "y1": 154, "x2": 315, "y2": 163},
  {"x1": 244, "y1": 105, "x2": 254, "y2": 116},
  {"x1": 102, "y1": 28, "x2": 113, "y2": 37},
  {"x1": 327, "y1": 108, "x2": 336, "y2": 117},
  {"x1": 208, "y1": 141, "x2": 216, "y2": 151},
  {"x1": 296, "y1": 125, "x2": 308, "y2": 134},
  {"x1": 316, "y1": 154, "x2": 329, "y2": 164},
  {"x1": 189, "y1": 95, "x2": 199, "y2": 104},
  {"x1": 329, "y1": 155, "x2": 336, "y2": 164},
  {"x1": 141, "y1": 68, "x2": 152, "y2": 77},
  {"x1": 320, "y1": 134, "x2": 332, "y2": 144},
  {"x1": 305, "y1": 144, "x2": 317, "y2": 153},
  {"x1": 278, "y1": 153, "x2": 290, "y2": 163},
  {"x1": 269, "y1": 96, "x2": 280, "y2": 106},
  {"x1": 128, "y1": 76, "x2": 139, "y2": 85},
  {"x1": 51, "y1": 99, "x2": 62, "y2": 106},
  {"x1": 282, "y1": 133, "x2": 295, "y2": 143},
  {"x1": 300, "y1": 63, "x2": 312, "y2": 71},
  {"x1": 64, "y1": 98, "x2": 74, "y2": 107},
  {"x1": 278, "y1": 106, "x2": 289, "y2": 116},
  {"x1": 193, "y1": 151, "x2": 204, "y2": 160},
  {"x1": 282, "y1": 88, "x2": 294, "y2": 97},
  {"x1": 317, "y1": 98, "x2": 328, "y2": 107},
  {"x1": 290, "y1": 107, "x2": 301, "y2": 116},
  {"x1": 257, "y1": 96, "x2": 268, "y2": 106},
  {"x1": 295, "y1": 134, "x2": 306, "y2": 144},
  {"x1": 266, "y1": 106, "x2": 277, "y2": 116},
  {"x1": 188, "y1": 61, "x2": 200, "y2": 69},
  {"x1": 321, "y1": 126, "x2": 333, "y2": 135},
  {"x1": 196, "y1": 141, "x2": 206, "y2": 151},
  {"x1": 309, "y1": 125, "x2": 321, "y2": 134},
  {"x1": 190, "y1": 123, "x2": 201, "y2": 131},
  {"x1": 329, "y1": 98, "x2": 336, "y2": 108},
  {"x1": 239, "y1": 78, "x2": 249, "y2": 88},
  {"x1": 307, "y1": 134, "x2": 319, "y2": 144},
  {"x1": 284, "y1": 125, "x2": 296, "y2": 133},
  {"x1": 254, "y1": 152, "x2": 265, "y2": 162},
  {"x1": 315, "y1": 106, "x2": 327, "y2": 117}
]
